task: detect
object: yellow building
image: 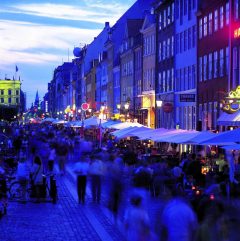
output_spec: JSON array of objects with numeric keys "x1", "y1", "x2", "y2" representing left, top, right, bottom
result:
[{"x1": 0, "y1": 78, "x2": 21, "y2": 106}]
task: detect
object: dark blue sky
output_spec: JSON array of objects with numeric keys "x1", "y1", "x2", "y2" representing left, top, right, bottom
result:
[{"x1": 0, "y1": 0, "x2": 135, "y2": 107}]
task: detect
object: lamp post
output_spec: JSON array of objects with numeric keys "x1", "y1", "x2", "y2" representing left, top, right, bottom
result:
[{"x1": 124, "y1": 102, "x2": 129, "y2": 121}]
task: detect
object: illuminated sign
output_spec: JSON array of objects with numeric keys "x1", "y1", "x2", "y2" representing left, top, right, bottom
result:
[
  {"x1": 221, "y1": 85, "x2": 240, "y2": 113},
  {"x1": 234, "y1": 27, "x2": 240, "y2": 38}
]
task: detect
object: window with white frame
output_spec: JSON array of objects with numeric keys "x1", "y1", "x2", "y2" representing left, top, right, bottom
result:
[
  {"x1": 214, "y1": 51, "x2": 218, "y2": 78},
  {"x1": 220, "y1": 6, "x2": 224, "y2": 29},
  {"x1": 214, "y1": 9, "x2": 218, "y2": 32},
  {"x1": 208, "y1": 53, "x2": 213, "y2": 79},
  {"x1": 164, "y1": 9, "x2": 167, "y2": 28},
  {"x1": 171, "y1": 68, "x2": 174, "y2": 91},
  {"x1": 188, "y1": 28, "x2": 192, "y2": 49},
  {"x1": 192, "y1": 65, "x2": 196, "y2": 88},
  {"x1": 171, "y1": 36, "x2": 174, "y2": 56},
  {"x1": 235, "y1": 1, "x2": 239, "y2": 20},
  {"x1": 168, "y1": 6, "x2": 171, "y2": 25},
  {"x1": 181, "y1": 68, "x2": 184, "y2": 91},
  {"x1": 226, "y1": 47, "x2": 229, "y2": 75},
  {"x1": 167, "y1": 70, "x2": 170, "y2": 91},
  {"x1": 219, "y1": 48, "x2": 224, "y2": 77},
  {"x1": 180, "y1": 32, "x2": 183, "y2": 52},
  {"x1": 163, "y1": 71, "x2": 166, "y2": 92},
  {"x1": 158, "y1": 72, "x2": 162, "y2": 92},
  {"x1": 188, "y1": 66, "x2": 192, "y2": 89},
  {"x1": 185, "y1": 67, "x2": 188, "y2": 90},
  {"x1": 203, "y1": 55, "x2": 207, "y2": 81},
  {"x1": 159, "y1": 13, "x2": 162, "y2": 30},
  {"x1": 192, "y1": 25, "x2": 196, "y2": 47},
  {"x1": 226, "y1": 2, "x2": 229, "y2": 25},
  {"x1": 163, "y1": 40, "x2": 166, "y2": 59},
  {"x1": 199, "y1": 18, "x2": 203, "y2": 39},
  {"x1": 181, "y1": 32, "x2": 184, "y2": 52},
  {"x1": 199, "y1": 57, "x2": 203, "y2": 82},
  {"x1": 172, "y1": 2, "x2": 174, "y2": 22},
  {"x1": 184, "y1": 30, "x2": 187, "y2": 51},
  {"x1": 203, "y1": 16, "x2": 208, "y2": 37},
  {"x1": 176, "y1": 0, "x2": 179, "y2": 19},
  {"x1": 199, "y1": 103, "x2": 202, "y2": 120},
  {"x1": 167, "y1": 38, "x2": 170, "y2": 58},
  {"x1": 175, "y1": 69, "x2": 180, "y2": 91},
  {"x1": 209, "y1": 12, "x2": 213, "y2": 35},
  {"x1": 159, "y1": 42, "x2": 162, "y2": 61},
  {"x1": 176, "y1": 34, "x2": 179, "y2": 54}
]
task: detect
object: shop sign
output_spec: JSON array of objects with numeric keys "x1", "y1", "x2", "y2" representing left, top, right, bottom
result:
[
  {"x1": 81, "y1": 103, "x2": 89, "y2": 111},
  {"x1": 221, "y1": 85, "x2": 240, "y2": 113},
  {"x1": 163, "y1": 103, "x2": 173, "y2": 113},
  {"x1": 180, "y1": 94, "x2": 195, "y2": 102}
]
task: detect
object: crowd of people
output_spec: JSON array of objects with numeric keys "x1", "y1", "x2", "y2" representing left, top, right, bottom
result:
[{"x1": 0, "y1": 122, "x2": 240, "y2": 240}]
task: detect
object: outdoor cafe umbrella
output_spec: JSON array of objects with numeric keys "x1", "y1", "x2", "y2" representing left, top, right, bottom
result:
[
  {"x1": 114, "y1": 126, "x2": 151, "y2": 139},
  {"x1": 200, "y1": 128, "x2": 240, "y2": 145},
  {"x1": 109, "y1": 121, "x2": 143, "y2": 130},
  {"x1": 41, "y1": 117, "x2": 55, "y2": 124}
]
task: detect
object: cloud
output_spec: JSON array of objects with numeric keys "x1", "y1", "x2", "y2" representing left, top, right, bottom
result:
[
  {"x1": 0, "y1": 19, "x2": 101, "y2": 66},
  {"x1": 0, "y1": 2, "x2": 132, "y2": 26}
]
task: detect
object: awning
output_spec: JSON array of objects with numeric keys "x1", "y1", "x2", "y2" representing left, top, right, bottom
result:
[{"x1": 217, "y1": 110, "x2": 240, "y2": 126}]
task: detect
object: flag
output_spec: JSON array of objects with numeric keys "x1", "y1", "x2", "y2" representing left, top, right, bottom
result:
[{"x1": 15, "y1": 65, "x2": 18, "y2": 72}]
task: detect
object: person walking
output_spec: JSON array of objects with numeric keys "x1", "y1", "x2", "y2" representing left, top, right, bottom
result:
[
  {"x1": 89, "y1": 154, "x2": 104, "y2": 203},
  {"x1": 73, "y1": 154, "x2": 90, "y2": 204},
  {"x1": 48, "y1": 144, "x2": 56, "y2": 173},
  {"x1": 31, "y1": 156, "x2": 44, "y2": 203}
]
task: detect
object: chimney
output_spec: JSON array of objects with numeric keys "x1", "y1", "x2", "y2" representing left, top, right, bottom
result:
[{"x1": 105, "y1": 22, "x2": 110, "y2": 28}]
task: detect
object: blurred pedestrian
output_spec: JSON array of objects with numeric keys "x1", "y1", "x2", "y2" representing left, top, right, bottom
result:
[
  {"x1": 48, "y1": 144, "x2": 56, "y2": 173},
  {"x1": 89, "y1": 154, "x2": 104, "y2": 203},
  {"x1": 124, "y1": 193, "x2": 157, "y2": 241},
  {"x1": 73, "y1": 154, "x2": 90, "y2": 204},
  {"x1": 56, "y1": 139, "x2": 68, "y2": 175},
  {"x1": 31, "y1": 156, "x2": 44, "y2": 203},
  {"x1": 16, "y1": 155, "x2": 30, "y2": 202},
  {"x1": 160, "y1": 198, "x2": 198, "y2": 241}
]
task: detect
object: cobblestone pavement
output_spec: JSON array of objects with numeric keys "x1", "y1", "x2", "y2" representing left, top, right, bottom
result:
[{"x1": 0, "y1": 175, "x2": 126, "y2": 241}]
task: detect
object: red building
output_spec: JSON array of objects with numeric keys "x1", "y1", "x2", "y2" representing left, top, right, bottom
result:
[{"x1": 197, "y1": 0, "x2": 230, "y2": 131}]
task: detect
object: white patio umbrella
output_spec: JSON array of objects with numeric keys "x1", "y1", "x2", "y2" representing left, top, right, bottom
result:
[
  {"x1": 109, "y1": 122, "x2": 143, "y2": 130},
  {"x1": 115, "y1": 126, "x2": 151, "y2": 139},
  {"x1": 200, "y1": 128, "x2": 240, "y2": 145},
  {"x1": 41, "y1": 117, "x2": 55, "y2": 123},
  {"x1": 111, "y1": 126, "x2": 135, "y2": 137},
  {"x1": 101, "y1": 120, "x2": 121, "y2": 128},
  {"x1": 152, "y1": 129, "x2": 189, "y2": 142},
  {"x1": 220, "y1": 144, "x2": 240, "y2": 150},
  {"x1": 136, "y1": 128, "x2": 169, "y2": 140},
  {"x1": 181, "y1": 131, "x2": 217, "y2": 144},
  {"x1": 83, "y1": 116, "x2": 106, "y2": 128}
]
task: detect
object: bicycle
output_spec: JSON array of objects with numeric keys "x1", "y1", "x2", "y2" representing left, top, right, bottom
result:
[{"x1": 8, "y1": 179, "x2": 32, "y2": 202}]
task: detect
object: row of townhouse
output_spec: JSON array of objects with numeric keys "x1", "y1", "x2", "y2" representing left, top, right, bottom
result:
[{"x1": 46, "y1": 0, "x2": 240, "y2": 131}]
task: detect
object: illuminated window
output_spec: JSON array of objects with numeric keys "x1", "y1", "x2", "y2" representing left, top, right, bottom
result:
[
  {"x1": 220, "y1": 6, "x2": 224, "y2": 29},
  {"x1": 209, "y1": 12, "x2": 213, "y2": 35},
  {"x1": 214, "y1": 9, "x2": 218, "y2": 32},
  {"x1": 199, "y1": 18, "x2": 202, "y2": 39},
  {"x1": 226, "y1": 2, "x2": 229, "y2": 25},
  {"x1": 203, "y1": 16, "x2": 208, "y2": 36}
]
